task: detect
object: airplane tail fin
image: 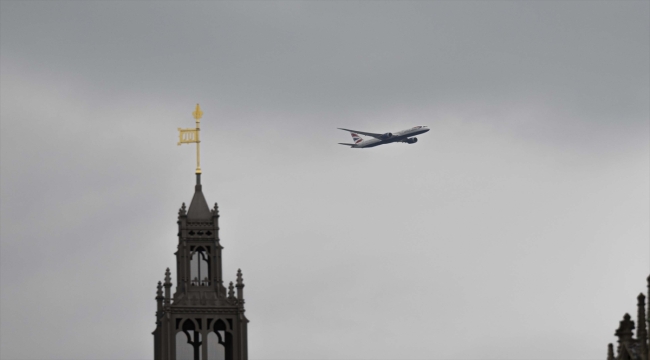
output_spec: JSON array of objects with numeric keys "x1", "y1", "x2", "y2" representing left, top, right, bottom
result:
[
  {"x1": 338, "y1": 143, "x2": 355, "y2": 146},
  {"x1": 351, "y1": 133, "x2": 363, "y2": 144}
]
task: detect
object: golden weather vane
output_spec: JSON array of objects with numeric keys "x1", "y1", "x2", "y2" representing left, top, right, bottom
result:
[{"x1": 178, "y1": 103, "x2": 203, "y2": 174}]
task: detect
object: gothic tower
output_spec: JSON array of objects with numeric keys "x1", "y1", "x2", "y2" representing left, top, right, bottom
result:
[{"x1": 153, "y1": 173, "x2": 248, "y2": 360}]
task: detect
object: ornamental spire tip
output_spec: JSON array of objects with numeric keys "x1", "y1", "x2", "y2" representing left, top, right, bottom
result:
[{"x1": 178, "y1": 103, "x2": 203, "y2": 174}]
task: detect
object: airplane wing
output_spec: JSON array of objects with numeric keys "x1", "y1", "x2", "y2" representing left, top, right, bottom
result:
[{"x1": 337, "y1": 128, "x2": 385, "y2": 139}]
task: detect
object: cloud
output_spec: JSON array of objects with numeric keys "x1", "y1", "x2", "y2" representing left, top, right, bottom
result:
[{"x1": 1, "y1": 1, "x2": 648, "y2": 359}]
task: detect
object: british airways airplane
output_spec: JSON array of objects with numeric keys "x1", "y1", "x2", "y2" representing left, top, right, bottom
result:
[{"x1": 338, "y1": 126, "x2": 430, "y2": 148}]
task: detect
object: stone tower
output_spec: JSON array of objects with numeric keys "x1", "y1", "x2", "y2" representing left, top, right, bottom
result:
[
  {"x1": 153, "y1": 173, "x2": 248, "y2": 360},
  {"x1": 607, "y1": 275, "x2": 650, "y2": 360}
]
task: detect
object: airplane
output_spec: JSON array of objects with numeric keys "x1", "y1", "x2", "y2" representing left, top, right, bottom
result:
[{"x1": 338, "y1": 125, "x2": 430, "y2": 148}]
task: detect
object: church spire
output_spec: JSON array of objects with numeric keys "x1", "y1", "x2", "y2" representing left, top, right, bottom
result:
[
  {"x1": 186, "y1": 172, "x2": 211, "y2": 220},
  {"x1": 158, "y1": 104, "x2": 249, "y2": 359}
]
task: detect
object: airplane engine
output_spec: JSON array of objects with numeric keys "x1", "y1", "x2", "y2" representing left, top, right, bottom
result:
[
  {"x1": 382, "y1": 132, "x2": 393, "y2": 139},
  {"x1": 405, "y1": 137, "x2": 418, "y2": 144}
]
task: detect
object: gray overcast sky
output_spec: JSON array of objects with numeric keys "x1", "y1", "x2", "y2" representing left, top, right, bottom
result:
[{"x1": 1, "y1": 1, "x2": 648, "y2": 359}]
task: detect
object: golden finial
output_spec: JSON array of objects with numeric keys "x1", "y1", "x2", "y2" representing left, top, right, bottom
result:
[
  {"x1": 178, "y1": 103, "x2": 203, "y2": 174},
  {"x1": 192, "y1": 103, "x2": 203, "y2": 121}
]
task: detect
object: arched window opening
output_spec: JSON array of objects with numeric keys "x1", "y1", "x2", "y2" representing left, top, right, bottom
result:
[
  {"x1": 214, "y1": 319, "x2": 227, "y2": 331},
  {"x1": 176, "y1": 319, "x2": 203, "y2": 360},
  {"x1": 211, "y1": 319, "x2": 232, "y2": 360},
  {"x1": 176, "y1": 332, "x2": 193, "y2": 360},
  {"x1": 207, "y1": 332, "x2": 225, "y2": 360},
  {"x1": 190, "y1": 246, "x2": 211, "y2": 286}
]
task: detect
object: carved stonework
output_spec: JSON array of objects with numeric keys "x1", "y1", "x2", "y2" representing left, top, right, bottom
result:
[
  {"x1": 154, "y1": 173, "x2": 248, "y2": 360},
  {"x1": 607, "y1": 276, "x2": 650, "y2": 360}
]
